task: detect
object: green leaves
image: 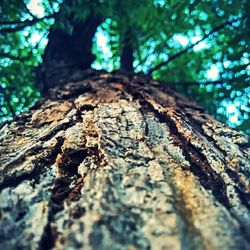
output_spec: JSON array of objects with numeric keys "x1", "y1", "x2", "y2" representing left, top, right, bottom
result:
[{"x1": 0, "y1": 0, "x2": 56, "y2": 120}]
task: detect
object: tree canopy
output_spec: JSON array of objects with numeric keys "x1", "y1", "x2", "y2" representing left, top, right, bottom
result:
[{"x1": 0, "y1": 0, "x2": 249, "y2": 134}]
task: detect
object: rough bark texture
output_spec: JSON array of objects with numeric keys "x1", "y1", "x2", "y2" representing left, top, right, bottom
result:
[{"x1": 0, "y1": 71, "x2": 249, "y2": 250}]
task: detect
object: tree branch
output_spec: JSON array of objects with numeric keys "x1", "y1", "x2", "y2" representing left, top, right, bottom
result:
[
  {"x1": 165, "y1": 80, "x2": 223, "y2": 86},
  {"x1": 148, "y1": 17, "x2": 243, "y2": 75},
  {"x1": 165, "y1": 74, "x2": 249, "y2": 87},
  {"x1": 0, "y1": 13, "x2": 56, "y2": 34}
]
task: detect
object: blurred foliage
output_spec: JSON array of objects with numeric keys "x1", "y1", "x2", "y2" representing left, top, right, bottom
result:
[{"x1": 0, "y1": 0, "x2": 249, "y2": 134}]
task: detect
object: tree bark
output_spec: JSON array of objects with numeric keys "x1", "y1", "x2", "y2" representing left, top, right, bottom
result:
[{"x1": 0, "y1": 70, "x2": 249, "y2": 250}]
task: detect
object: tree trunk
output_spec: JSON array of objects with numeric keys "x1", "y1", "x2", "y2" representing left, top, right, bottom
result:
[
  {"x1": 36, "y1": 6, "x2": 102, "y2": 92},
  {"x1": 0, "y1": 71, "x2": 249, "y2": 250},
  {"x1": 120, "y1": 33, "x2": 134, "y2": 72}
]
